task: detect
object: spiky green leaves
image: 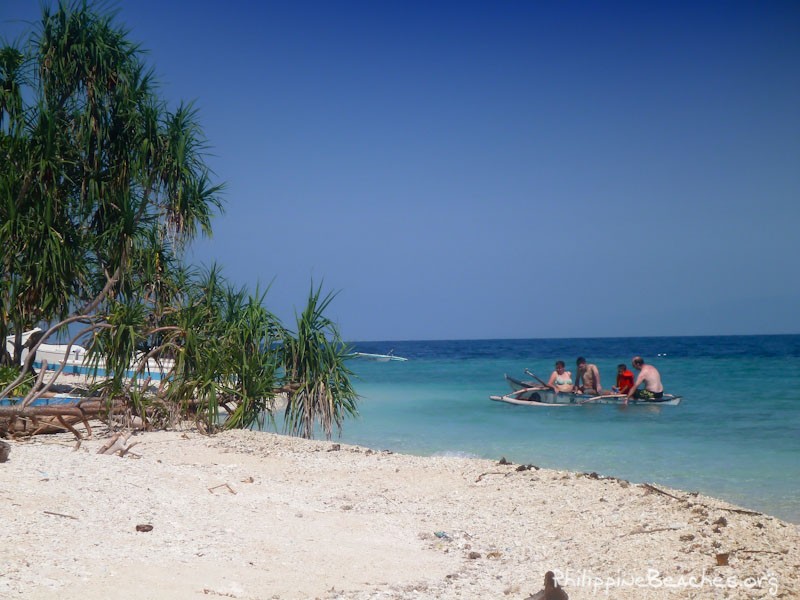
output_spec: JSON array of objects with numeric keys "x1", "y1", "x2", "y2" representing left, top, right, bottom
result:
[{"x1": 282, "y1": 285, "x2": 358, "y2": 440}]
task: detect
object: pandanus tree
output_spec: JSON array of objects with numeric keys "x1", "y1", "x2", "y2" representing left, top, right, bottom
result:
[
  {"x1": 281, "y1": 286, "x2": 358, "y2": 439},
  {"x1": 87, "y1": 268, "x2": 359, "y2": 439},
  {"x1": 0, "y1": 41, "x2": 83, "y2": 366},
  {"x1": 0, "y1": 2, "x2": 358, "y2": 439},
  {"x1": 0, "y1": 1, "x2": 222, "y2": 390},
  {"x1": 158, "y1": 266, "x2": 285, "y2": 432}
]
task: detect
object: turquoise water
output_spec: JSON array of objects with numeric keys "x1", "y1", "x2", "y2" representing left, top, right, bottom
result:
[{"x1": 321, "y1": 336, "x2": 799, "y2": 524}]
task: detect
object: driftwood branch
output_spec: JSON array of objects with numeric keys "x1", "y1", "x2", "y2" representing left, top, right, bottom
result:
[
  {"x1": 718, "y1": 507, "x2": 762, "y2": 516},
  {"x1": 1, "y1": 399, "x2": 126, "y2": 439},
  {"x1": 97, "y1": 432, "x2": 139, "y2": 456},
  {"x1": 56, "y1": 415, "x2": 84, "y2": 439},
  {"x1": 43, "y1": 510, "x2": 78, "y2": 520},
  {"x1": 120, "y1": 441, "x2": 140, "y2": 457},
  {"x1": 641, "y1": 483, "x2": 683, "y2": 501},
  {"x1": 640, "y1": 483, "x2": 763, "y2": 517},
  {"x1": 475, "y1": 471, "x2": 507, "y2": 482},
  {"x1": 0, "y1": 399, "x2": 126, "y2": 419},
  {"x1": 208, "y1": 483, "x2": 237, "y2": 495},
  {"x1": 625, "y1": 526, "x2": 682, "y2": 536}
]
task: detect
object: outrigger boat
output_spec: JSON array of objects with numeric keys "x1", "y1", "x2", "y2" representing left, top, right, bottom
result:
[
  {"x1": 348, "y1": 350, "x2": 408, "y2": 362},
  {"x1": 491, "y1": 373, "x2": 682, "y2": 407}
]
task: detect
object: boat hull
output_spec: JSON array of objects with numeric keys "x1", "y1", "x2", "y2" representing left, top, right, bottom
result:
[
  {"x1": 490, "y1": 391, "x2": 682, "y2": 406},
  {"x1": 33, "y1": 347, "x2": 174, "y2": 381},
  {"x1": 350, "y1": 352, "x2": 408, "y2": 362},
  {"x1": 497, "y1": 374, "x2": 682, "y2": 406},
  {"x1": 6, "y1": 330, "x2": 173, "y2": 381}
]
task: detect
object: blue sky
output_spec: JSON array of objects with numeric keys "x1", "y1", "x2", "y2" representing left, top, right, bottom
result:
[{"x1": 3, "y1": 1, "x2": 799, "y2": 340}]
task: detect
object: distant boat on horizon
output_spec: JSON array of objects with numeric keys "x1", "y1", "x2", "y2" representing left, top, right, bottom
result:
[{"x1": 349, "y1": 349, "x2": 408, "y2": 362}]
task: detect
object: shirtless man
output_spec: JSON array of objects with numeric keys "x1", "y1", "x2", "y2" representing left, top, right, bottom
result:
[
  {"x1": 625, "y1": 356, "x2": 664, "y2": 404},
  {"x1": 573, "y1": 357, "x2": 603, "y2": 395}
]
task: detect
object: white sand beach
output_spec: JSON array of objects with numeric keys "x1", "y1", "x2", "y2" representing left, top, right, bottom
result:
[{"x1": 1, "y1": 427, "x2": 798, "y2": 599}]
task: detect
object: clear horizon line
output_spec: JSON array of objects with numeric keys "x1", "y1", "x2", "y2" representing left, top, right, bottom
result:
[{"x1": 346, "y1": 331, "x2": 800, "y2": 344}]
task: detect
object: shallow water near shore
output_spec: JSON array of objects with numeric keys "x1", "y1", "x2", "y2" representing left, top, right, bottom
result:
[{"x1": 283, "y1": 335, "x2": 800, "y2": 524}]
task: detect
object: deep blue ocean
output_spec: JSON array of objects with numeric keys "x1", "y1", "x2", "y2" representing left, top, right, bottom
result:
[{"x1": 322, "y1": 336, "x2": 800, "y2": 524}]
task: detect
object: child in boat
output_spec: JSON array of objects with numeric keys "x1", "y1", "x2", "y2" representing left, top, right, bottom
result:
[{"x1": 613, "y1": 364, "x2": 635, "y2": 394}]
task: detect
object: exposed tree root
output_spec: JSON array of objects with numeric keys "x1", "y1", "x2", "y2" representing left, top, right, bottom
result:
[{"x1": 0, "y1": 399, "x2": 129, "y2": 439}]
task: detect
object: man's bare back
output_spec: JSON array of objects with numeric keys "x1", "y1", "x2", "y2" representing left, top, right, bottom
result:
[
  {"x1": 625, "y1": 356, "x2": 664, "y2": 402},
  {"x1": 637, "y1": 364, "x2": 663, "y2": 393}
]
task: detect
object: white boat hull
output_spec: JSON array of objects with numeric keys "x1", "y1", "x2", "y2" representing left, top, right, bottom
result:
[
  {"x1": 350, "y1": 352, "x2": 408, "y2": 362},
  {"x1": 6, "y1": 330, "x2": 173, "y2": 381},
  {"x1": 496, "y1": 374, "x2": 682, "y2": 406},
  {"x1": 490, "y1": 391, "x2": 682, "y2": 406}
]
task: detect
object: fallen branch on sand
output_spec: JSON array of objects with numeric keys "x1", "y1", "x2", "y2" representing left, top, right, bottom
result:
[
  {"x1": 475, "y1": 471, "x2": 508, "y2": 482},
  {"x1": 641, "y1": 483, "x2": 684, "y2": 501},
  {"x1": 641, "y1": 483, "x2": 763, "y2": 516},
  {"x1": 731, "y1": 548, "x2": 786, "y2": 555},
  {"x1": 0, "y1": 399, "x2": 126, "y2": 438},
  {"x1": 208, "y1": 483, "x2": 237, "y2": 495},
  {"x1": 97, "y1": 432, "x2": 140, "y2": 457},
  {"x1": 43, "y1": 510, "x2": 78, "y2": 520},
  {"x1": 625, "y1": 526, "x2": 682, "y2": 536},
  {"x1": 718, "y1": 507, "x2": 762, "y2": 516}
]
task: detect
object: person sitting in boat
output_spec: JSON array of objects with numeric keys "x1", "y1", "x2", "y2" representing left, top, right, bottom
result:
[
  {"x1": 573, "y1": 357, "x2": 604, "y2": 395},
  {"x1": 625, "y1": 356, "x2": 664, "y2": 404},
  {"x1": 613, "y1": 363, "x2": 635, "y2": 394},
  {"x1": 547, "y1": 361, "x2": 573, "y2": 393}
]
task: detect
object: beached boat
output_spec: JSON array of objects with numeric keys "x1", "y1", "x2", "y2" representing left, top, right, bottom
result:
[
  {"x1": 0, "y1": 393, "x2": 84, "y2": 407},
  {"x1": 349, "y1": 351, "x2": 408, "y2": 362},
  {"x1": 4, "y1": 329, "x2": 39, "y2": 356},
  {"x1": 5, "y1": 328, "x2": 80, "y2": 365},
  {"x1": 5, "y1": 329, "x2": 174, "y2": 381},
  {"x1": 491, "y1": 373, "x2": 682, "y2": 406}
]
